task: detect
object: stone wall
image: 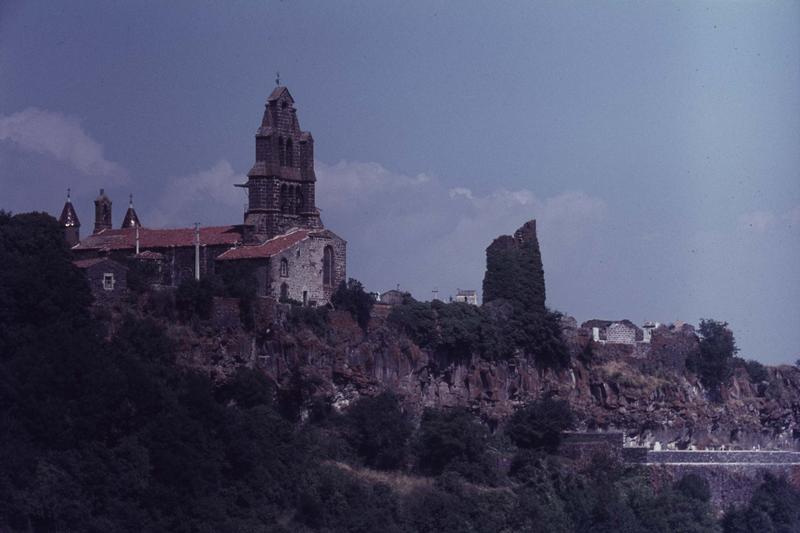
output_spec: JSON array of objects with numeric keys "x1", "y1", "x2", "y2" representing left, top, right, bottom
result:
[
  {"x1": 647, "y1": 463, "x2": 800, "y2": 514},
  {"x1": 647, "y1": 450, "x2": 800, "y2": 464},
  {"x1": 606, "y1": 322, "x2": 637, "y2": 344},
  {"x1": 269, "y1": 232, "x2": 345, "y2": 306}
]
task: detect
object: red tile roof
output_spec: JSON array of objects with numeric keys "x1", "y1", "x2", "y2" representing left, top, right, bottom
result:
[
  {"x1": 73, "y1": 258, "x2": 108, "y2": 269},
  {"x1": 216, "y1": 229, "x2": 309, "y2": 261},
  {"x1": 133, "y1": 250, "x2": 165, "y2": 260},
  {"x1": 73, "y1": 226, "x2": 242, "y2": 252},
  {"x1": 73, "y1": 257, "x2": 126, "y2": 269}
]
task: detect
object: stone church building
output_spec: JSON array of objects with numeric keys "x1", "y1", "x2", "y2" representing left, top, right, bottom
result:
[{"x1": 64, "y1": 86, "x2": 346, "y2": 306}]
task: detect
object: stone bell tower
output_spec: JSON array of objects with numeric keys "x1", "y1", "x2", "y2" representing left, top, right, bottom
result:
[
  {"x1": 93, "y1": 188, "x2": 112, "y2": 234},
  {"x1": 240, "y1": 85, "x2": 322, "y2": 242}
]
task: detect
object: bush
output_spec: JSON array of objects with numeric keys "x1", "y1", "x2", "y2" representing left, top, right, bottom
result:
[
  {"x1": 342, "y1": 392, "x2": 413, "y2": 470},
  {"x1": 506, "y1": 398, "x2": 575, "y2": 452},
  {"x1": 743, "y1": 359, "x2": 769, "y2": 384},
  {"x1": 722, "y1": 473, "x2": 800, "y2": 532},
  {"x1": 175, "y1": 277, "x2": 219, "y2": 321},
  {"x1": 217, "y1": 367, "x2": 274, "y2": 409},
  {"x1": 388, "y1": 300, "x2": 438, "y2": 348},
  {"x1": 416, "y1": 408, "x2": 495, "y2": 483},
  {"x1": 332, "y1": 278, "x2": 374, "y2": 330},
  {"x1": 675, "y1": 473, "x2": 711, "y2": 503},
  {"x1": 286, "y1": 304, "x2": 330, "y2": 337}
]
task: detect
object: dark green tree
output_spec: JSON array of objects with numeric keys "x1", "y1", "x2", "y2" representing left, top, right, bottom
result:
[
  {"x1": 686, "y1": 319, "x2": 738, "y2": 399},
  {"x1": 342, "y1": 392, "x2": 413, "y2": 470},
  {"x1": 416, "y1": 408, "x2": 494, "y2": 483},
  {"x1": 331, "y1": 278, "x2": 374, "y2": 330},
  {"x1": 506, "y1": 397, "x2": 575, "y2": 452}
]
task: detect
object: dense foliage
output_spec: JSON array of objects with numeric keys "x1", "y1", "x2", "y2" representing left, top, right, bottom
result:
[
  {"x1": 506, "y1": 397, "x2": 576, "y2": 452},
  {"x1": 722, "y1": 473, "x2": 800, "y2": 533},
  {"x1": 388, "y1": 299, "x2": 569, "y2": 368},
  {"x1": 1, "y1": 213, "x2": 796, "y2": 532},
  {"x1": 686, "y1": 319, "x2": 739, "y2": 399},
  {"x1": 331, "y1": 278, "x2": 374, "y2": 330}
]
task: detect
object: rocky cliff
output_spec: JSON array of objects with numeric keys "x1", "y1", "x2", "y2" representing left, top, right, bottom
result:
[{"x1": 168, "y1": 297, "x2": 800, "y2": 452}]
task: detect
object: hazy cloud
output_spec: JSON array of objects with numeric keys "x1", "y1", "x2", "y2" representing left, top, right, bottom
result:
[
  {"x1": 316, "y1": 160, "x2": 607, "y2": 301},
  {"x1": 148, "y1": 160, "x2": 244, "y2": 227},
  {"x1": 0, "y1": 108, "x2": 127, "y2": 181},
  {"x1": 784, "y1": 205, "x2": 800, "y2": 228},
  {"x1": 739, "y1": 210, "x2": 777, "y2": 233}
]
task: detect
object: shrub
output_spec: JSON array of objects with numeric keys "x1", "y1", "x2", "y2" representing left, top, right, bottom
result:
[
  {"x1": 674, "y1": 473, "x2": 711, "y2": 502},
  {"x1": 743, "y1": 359, "x2": 769, "y2": 384},
  {"x1": 387, "y1": 301, "x2": 437, "y2": 348},
  {"x1": 416, "y1": 408, "x2": 495, "y2": 483},
  {"x1": 175, "y1": 277, "x2": 218, "y2": 320},
  {"x1": 217, "y1": 367, "x2": 274, "y2": 409},
  {"x1": 286, "y1": 304, "x2": 330, "y2": 337}
]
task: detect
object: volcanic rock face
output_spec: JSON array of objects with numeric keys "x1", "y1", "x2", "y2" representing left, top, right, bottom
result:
[{"x1": 176, "y1": 300, "x2": 800, "y2": 451}]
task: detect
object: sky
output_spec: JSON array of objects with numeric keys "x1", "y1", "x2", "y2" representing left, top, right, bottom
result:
[{"x1": 1, "y1": 1, "x2": 798, "y2": 363}]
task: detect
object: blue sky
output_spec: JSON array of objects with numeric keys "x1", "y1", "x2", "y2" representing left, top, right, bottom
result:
[{"x1": 1, "y1": 1, "x2": 798, "y2": 363}]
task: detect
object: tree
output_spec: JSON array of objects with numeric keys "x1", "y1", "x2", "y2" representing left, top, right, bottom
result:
[
  {"x1": 416, "y1": 408, "x2": 494, "y2": 483},
  {"x1": 342, "y1": 392, "x2": 413, "y2": 470},
  {"x1": 506, "y1": 398, "x2": 575, "y2": 452},
  {"x1": 686, "y1": 319, "x2": 738, "y2": 399},
  {"x1": 331, "y1": 278, "x2": 374, "y2": 330}
]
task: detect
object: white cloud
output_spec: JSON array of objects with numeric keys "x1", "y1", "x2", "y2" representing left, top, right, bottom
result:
[
  {"x1": 148, "y1": 160, "x2": 245, "y2": 227},
  {"x1": 0, "y1": 108, "x2": 126, "y2": 181},
  {"x1": 316, "y1": 159, "x2": 607, "y2": 300}
]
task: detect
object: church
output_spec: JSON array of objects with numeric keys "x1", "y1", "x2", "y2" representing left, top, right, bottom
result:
[{"x1": 63, "y1": 86, "x2": 347, "y2": 306}]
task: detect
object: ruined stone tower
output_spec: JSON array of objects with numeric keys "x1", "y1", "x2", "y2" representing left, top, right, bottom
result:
[
  {"x1": 241, "y1": 86, "x2": 322, "y2": 242},
  {"x1": 93, "y1": 189, "x2": 112, "y2": 234},
  {"x1": 482, "y1": 219, "x2": 546, "y2": 311}
]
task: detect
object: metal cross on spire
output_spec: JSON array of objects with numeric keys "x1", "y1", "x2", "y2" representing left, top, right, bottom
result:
[
  {"x1": 67, "y1": 187, "x2": 71, "y2": 201},
  {"x1": 275, "y1": 71, "x2": 280, "y2": 86},
  {"x1": 129, "y1": 193, "x2": 134, "y2": 207}
]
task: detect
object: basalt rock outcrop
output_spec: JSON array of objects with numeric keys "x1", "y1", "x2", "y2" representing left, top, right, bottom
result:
[{"x1": 171, "y1": 298, "x2": 800, "y2": 451}]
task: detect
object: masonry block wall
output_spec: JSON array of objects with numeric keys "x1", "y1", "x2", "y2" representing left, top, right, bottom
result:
[
  {"x1": 606, "y1": 323, "x2": 637, "y2": 344},
  {"x1": 269, "y1": 233, "x2": 346, "y2": 306}
]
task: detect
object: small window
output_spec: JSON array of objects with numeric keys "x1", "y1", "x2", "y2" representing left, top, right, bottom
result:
[
  {"x1": 280, "y1": 282, "x2": 288, "y2": 301},
  {"x1": 280, "y1": 258, "x2": 289, "y2": 277},
  {"x1": 102, "y1": 273, "x2": 115, "y2": 291},
  {"x1": 303, "y1": 291, "x2": 308, "y2": 306}
]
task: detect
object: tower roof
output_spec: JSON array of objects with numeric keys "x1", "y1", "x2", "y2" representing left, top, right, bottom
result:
[
  {"x1": 95, "y1": 188, "x2": 111, "y2": 204},
  {"x1": 58, "y1": 190, "x2": 80, "y2": 227},
  {"x1": 121, "y1": 194, "x2": 142, "y2": 228},
  {"x1": 267, "y1": 86, "x2": 294, "y2": 103}
]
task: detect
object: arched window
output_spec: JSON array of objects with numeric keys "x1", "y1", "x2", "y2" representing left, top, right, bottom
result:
[
  {"x1": 280, "y1": 257, "x2": 289, "y2": 277},
  {"x1": 280, "y1": 184, "x2": 288, "y2": 212},
  {"x1": 280, "y1": 282, "x2": 288, "y2": 301},
  {"x1": 279, "y1": 137, "x2": 286, "y2": 166},
  {"x1": 296, "y1": 188, "x2": 304, "y2": 213},
  {"x1": 323, "y1": 246, "x2": 334, "y2": 286},
  {"x1": 286, "y1": 138, "x2": 293, "y2": 167}
]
